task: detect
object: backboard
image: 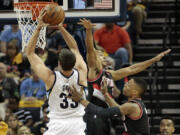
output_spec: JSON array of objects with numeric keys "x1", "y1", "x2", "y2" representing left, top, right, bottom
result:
[{"x1": 0, "y1": 0, "x2": 127, "y2": 24}]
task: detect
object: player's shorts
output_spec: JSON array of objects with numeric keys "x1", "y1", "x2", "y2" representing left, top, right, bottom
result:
[{"x1": 44, "y1": 117, "x2": 86, "y2": 135}]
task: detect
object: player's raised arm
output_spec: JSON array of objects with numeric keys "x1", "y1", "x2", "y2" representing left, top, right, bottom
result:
[
  {"x1": 58, "y1": 21, "x2": 87, "y2": 86},
  {"x1": 25, "y1": 10, "x2": 54, "y2": 89},
  {"x1": 107, "y1": 49, "x2": 171, "y2": 81},
  {"x1": 78, "y1": 18, "x2": 102, "y2": 69}
]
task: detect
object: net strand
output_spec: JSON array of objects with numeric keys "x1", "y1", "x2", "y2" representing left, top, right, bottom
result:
[{"x1": 14, "y1": 3, "x2": 47, "y2": 52}]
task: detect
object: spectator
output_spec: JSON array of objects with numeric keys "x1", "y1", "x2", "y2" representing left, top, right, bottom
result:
[
  {"x1": 0, "y1": 25, "x2": 22, "y2": 53},
  {"x1": 17, "y1": 126, "x2": 31, "y2": 135},
  {"x1": 7, "y1": 97, "x2": 33, "y2": 128},
  {"x1": 20, "y1": 69, "x2": 46, "y2": 101},
  {"x1": 0, "y1": 39, "x2": 30, "y2": 79},
  {"x1": 31, "y1": 103, "x2": 49, "y2": 135},
  {"x1": 94, "y1": 23, "x2": 133, "y2": 70},
  {"x1": 0, "y1": 62, "x2": 19, "y2": 99},
  {"x1": 6, "y1": 113, "x2": 22, "y2": 135},
  {"x1": 160, "y1": 116, "x2": 175, "y2": 135},
  {"x1": 19, "y1": 69, "x2": 46, "y2": 123},
  {"x1": 127, "y1": 0, "x2": 148, "y2": 43}
]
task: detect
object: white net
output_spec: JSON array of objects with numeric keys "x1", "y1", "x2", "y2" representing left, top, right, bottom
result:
[{"x1": 14, "y1": 2, "x2": 47, "y2": 52}]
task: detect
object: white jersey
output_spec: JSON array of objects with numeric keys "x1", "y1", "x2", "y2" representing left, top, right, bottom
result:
[{"x1": 47, "y1": 69, "x2": 85, "y2": 119}]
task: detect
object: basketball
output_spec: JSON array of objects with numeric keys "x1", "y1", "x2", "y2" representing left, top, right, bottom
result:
[{"x1": 43, "y1": 4, "x2": 65, "y2": 25}]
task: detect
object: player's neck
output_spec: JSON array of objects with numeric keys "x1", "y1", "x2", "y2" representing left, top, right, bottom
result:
[{"x1": 61, "y1": 69, "x2": 73, "y2": 77}]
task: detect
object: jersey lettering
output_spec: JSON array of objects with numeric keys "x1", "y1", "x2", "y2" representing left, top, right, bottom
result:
[{"x1": 59, "y1": 84, "x2": 78, "y2": 109}]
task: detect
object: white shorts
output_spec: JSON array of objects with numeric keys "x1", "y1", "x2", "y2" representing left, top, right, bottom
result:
[{"x1": 44, "y1": 117, "x2": 86, "y2": 135}]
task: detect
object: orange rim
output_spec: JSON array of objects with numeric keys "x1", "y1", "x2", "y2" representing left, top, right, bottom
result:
[
  {"x1": 14, "y1": 2, "x2": 57, "y2": 10},
  {"x1": 14, "y1": 2, "x2": 57, "y2": 20}
]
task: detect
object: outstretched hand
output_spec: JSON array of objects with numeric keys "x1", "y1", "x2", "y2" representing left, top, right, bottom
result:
[
  {"x1": 37, "y1": 9, "x2": 49, "y2": 29},
  {"x1": 78, "y1": 18, "x2": 96, "y2": 29},
  {"x1": 154, "y1": 49, "x2": 171, "y2": 62},
  {"x1": 68, "y1": 86, "x2": 84, "y2": 102}
]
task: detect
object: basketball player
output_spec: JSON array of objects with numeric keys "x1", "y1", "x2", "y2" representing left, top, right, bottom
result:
[
  {"x1": 160, "y1": 116, "x2": 175, "y2": 135},
  {"x1": 78, "y1": 18, "x2": 171, "y2": 134},
  {"x1": 68, "y1": 77, "x2": 150, "y2": 135},
  {"x1": 79, "y1": 18, "x2": 171, "y2": 82},
  {"x1": 25, "y1": 11, "x2": 87, "y2": 135}
]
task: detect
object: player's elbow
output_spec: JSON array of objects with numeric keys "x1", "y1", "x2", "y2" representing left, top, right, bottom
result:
[{"x1": 114, "y1": 68, "x2": 131, "y2": 80}]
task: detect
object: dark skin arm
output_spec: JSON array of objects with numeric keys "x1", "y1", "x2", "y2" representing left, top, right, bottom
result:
[
  {"x1": 107, "y1": 49, "x2": 171, "y2": 81},
  {"x1": 78, "y1": 18, "x2": 102, "y2": 80},
  {"x1": 68, "y1": 82, "x2": 140, "y2": 118}
]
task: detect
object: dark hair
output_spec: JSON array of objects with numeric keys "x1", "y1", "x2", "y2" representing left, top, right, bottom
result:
[
  {"x1": 160, "y1": 116, "x2": 175, "y2": 125},
  {"x1": 58, "y1": 48, "x2": 76, "y2": 71},
  {"x1": 133, "y1": 78, "x2": 147, "y2": 96},
  {"x1": 9, "y1": 96, "x2": 20, "y2": 103}
]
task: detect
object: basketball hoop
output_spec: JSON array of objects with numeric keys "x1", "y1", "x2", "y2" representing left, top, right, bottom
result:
[{"x1": 14, "y1": 1, "x2": 57, "y2": 51}]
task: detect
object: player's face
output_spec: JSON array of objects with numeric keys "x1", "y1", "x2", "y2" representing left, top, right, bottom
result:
[
  {"x1": 96, "y1": 50, "x2": 107, "y2": 66},
  {"x1": 123, "y1": 79, "x2": 136, "y2": 97},
  {"x1": 160, "y1": 119, "x2": 175, "y2": 135}
]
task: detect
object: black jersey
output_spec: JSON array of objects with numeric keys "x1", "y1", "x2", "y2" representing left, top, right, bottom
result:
[
  {"x1": 123, "y1": 99, "x2": 150, "y2": 135},
  {"x1": 87, "y1": 69, "x2": 113, "y2": 107}
]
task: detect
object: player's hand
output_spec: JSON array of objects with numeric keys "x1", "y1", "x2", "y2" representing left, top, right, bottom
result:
[
  {"x1": 153, "y1": 49, "x2": 171, "y2": 62},
  {"x1": 37, "y1": 9, "x2": 49, "y2": 29},
  {"x1": 40, "y1": 127, "x2": 46, "y2": 134},
  {"x1": 68, "y1": 86, "x2": 84, "y2": 102},
  {"x1": 112, "y1": 85, "x2": 121, "y2": 98},
  {"x1": 100, "y1": 77, "x2": 108, "y2": 95},
  {"x1": 78, "y1": 18, "x2": 96, "y2": 29}
]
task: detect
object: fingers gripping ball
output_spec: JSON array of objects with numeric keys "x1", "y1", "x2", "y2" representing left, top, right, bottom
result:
[{"x1": 43, "y1": 4, "x2": 65, "y2": 25}]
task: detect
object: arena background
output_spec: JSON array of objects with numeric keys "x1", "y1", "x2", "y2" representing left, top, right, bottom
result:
[{"x1": 0, "y1": 0, "x2": 179, "y2": 134}]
